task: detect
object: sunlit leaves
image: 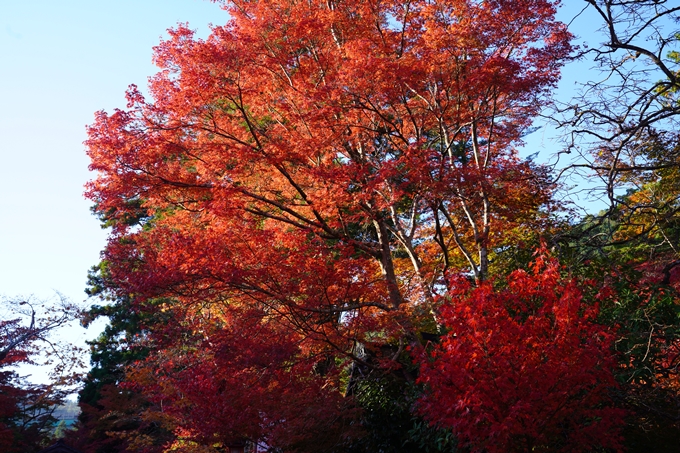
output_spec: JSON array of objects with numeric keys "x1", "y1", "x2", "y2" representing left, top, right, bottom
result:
[{"x1": 84, "y1": 0, "x2": 572, "y2": 450}]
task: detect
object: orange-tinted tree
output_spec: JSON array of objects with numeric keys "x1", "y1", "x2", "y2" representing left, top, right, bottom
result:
[{"x1": 85, "y1": 0, "x2": 572, "y2": 450}]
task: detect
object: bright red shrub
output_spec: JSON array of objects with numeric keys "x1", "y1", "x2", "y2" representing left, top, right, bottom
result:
[{"x1": 418, "y1": 252, "x2": 626, "y2": 453}]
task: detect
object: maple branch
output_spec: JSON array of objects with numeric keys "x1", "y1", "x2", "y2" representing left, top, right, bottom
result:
[
  {"x1": 373, "y1": 218, "x2": 405, "y2": 308},
  {"x1": 439, "y1": 203, "x2": 480, "y2": 281}
]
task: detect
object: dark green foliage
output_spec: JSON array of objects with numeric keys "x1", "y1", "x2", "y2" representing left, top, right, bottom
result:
[
  {"x1": 91, "y1": 198, "x2": 151, "y2": 231},
  {"x1": 555, "y1": 209, "x2": 680, "y2": 453},
  {"x1": 599, "y1": 271, "x2": 680, "y2": 453},
  {"x1": 344, "y1": 348, "x2": 457, "y2": 453},
  {"x1": 79, "y1": 263, "x2": 149, "y2": 409},
  {"x1": 71, "y1": 263, "x2": 173, "y2": 453}
]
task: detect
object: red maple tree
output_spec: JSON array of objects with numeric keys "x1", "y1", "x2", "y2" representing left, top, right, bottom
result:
[{"x1": 85, "y1": 0, "x2": 573, "y2": 450}]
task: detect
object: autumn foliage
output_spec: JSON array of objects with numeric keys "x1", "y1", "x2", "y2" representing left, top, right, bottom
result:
[
  {"x1": 74, "y1": 0, "x2": 649, "y2": 451},
  {"x1": 418, "y1": 252, "x2": 625, "y2": 452}
]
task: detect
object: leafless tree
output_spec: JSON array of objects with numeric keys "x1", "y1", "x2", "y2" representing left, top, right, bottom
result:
[{"x1": 554, "y1": 1, "x2": 680, "y2": 251}]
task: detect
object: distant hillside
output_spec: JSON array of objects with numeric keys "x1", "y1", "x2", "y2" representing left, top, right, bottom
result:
[{"x1": 53, "y1": 400, "x2": 80, "y2": 424}]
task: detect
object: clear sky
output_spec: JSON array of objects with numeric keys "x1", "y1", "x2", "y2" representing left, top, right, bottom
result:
[{"x1": 0, "y1": 1, "x2": 598, "y2": 382}]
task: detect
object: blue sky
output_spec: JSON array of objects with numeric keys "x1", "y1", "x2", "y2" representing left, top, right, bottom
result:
[
  {"x1": 0, "y1": 1, "x2": 599, "y2": 382},
  {"x1": 1, "y1": 1, "x2": 226, "y2": 300}
]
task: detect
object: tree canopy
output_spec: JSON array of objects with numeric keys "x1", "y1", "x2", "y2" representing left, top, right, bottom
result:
[{"x1": 73, "y1": 1, "x2": 680, "y2": 452}]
